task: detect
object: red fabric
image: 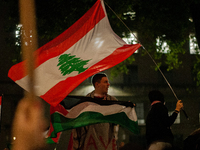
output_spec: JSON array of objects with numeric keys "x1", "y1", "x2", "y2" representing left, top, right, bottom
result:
[
  {"x1": 40, "y1": 44, "x2": 140, "y2": 106},
  {"x1": 8, "y1": 0, "x2": 105, "y2": 81},
  {"x1": 67, "y1": 133, "x2": 74, "y2": 150},
  {"x1": 8, "y1": 0, "x2": 141, "y2": 107},
  {"x1": 48, "y1": 104, "x2": 69, "y2": 143}
]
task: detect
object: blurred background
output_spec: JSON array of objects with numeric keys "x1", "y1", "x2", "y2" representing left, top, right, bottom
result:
[{"x1": 1, "y1": 0, "x2": 200, "y2": 149}]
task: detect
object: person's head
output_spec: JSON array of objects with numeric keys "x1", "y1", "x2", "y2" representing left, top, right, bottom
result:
[
  {"x1": 148, "y1": 90, "x2": 165, "y2": 104},
  {"x1": 91, "y1": 73, "x2": 110, "y2": 95}
]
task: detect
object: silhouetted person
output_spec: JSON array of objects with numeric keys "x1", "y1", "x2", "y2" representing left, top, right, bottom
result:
[{"x1": 146, "y1": 90, "x2": 183, "y2": 150}]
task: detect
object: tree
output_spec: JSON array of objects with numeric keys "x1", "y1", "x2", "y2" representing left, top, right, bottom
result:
[
  {"x1": 57, "y1": 54, "x2": 90, "y2": 75},
  {"x1": 4, "y1": 0, "x2": 200, "y2": 85}
]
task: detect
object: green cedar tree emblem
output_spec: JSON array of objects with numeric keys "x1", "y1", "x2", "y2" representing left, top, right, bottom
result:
[{"x1": 57, "y1": 53, "x2": 91, "y2": 76}]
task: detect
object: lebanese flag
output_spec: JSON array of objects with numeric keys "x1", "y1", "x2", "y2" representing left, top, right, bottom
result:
[
  {"x1": 8, "y1": 0, "x2": 141, "y2": 106},
  {"x1": 47, "y1": 97, "x2": 139, "y2": 144}
]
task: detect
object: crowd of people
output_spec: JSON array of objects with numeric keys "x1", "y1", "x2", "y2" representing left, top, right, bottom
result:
[{"x1": 10, "y1": 73, "x2": 200, "y2": 150}]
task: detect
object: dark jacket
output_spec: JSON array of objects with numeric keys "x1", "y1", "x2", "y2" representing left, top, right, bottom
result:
[{"x1": 146, "y1": 102, "x2": 178, "y2": 146}]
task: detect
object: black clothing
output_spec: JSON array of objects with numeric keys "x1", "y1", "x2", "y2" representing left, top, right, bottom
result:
[
  {"x1": 183, "y1": 129, "x2": 200, "y2": 150},
  {"x1": 146, "y1": 102, "x2": 178, "y2": 146}
]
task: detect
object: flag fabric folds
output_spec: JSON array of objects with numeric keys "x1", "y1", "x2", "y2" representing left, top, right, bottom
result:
[
  {"x1": 47, "y1": 97, "x2": 139, "y2": 144},
  {"x1": 8, "y1": 0, "x2": 141, "y2": 106}
]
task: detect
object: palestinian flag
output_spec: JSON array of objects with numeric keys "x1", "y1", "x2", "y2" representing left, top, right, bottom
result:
[
  {"x1": 47, "y1": 97, "x2": 139, "y2": 144},
  {"x1": 8, "y1": 0, "x2": 141, "y2": 106}
]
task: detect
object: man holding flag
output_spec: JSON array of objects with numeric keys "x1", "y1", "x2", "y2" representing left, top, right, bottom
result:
[
  {"x1": 70, "y1": 73, "x2": 118, "y2": 150},
  {"x1": 146, "y1": 90, "x2": 183, "y2": 150}
]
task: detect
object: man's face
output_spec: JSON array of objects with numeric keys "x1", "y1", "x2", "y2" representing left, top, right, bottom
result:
[{"x1": 96, "y1": 77, "x2": 110, "y2": 94}]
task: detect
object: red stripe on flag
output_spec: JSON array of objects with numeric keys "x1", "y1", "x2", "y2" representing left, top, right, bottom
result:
[
  {"x1": 67, "y1": 133, "x2": 74, "y2": 150},
  {"x1": 48, "y1": 104, "x2": 68, "y2": 143},
  {"x1": 8, "y1": 0, "x2": 105, "y2": 81},
  {"x1": 50, "y1": 104, "x2": 68, "y2": 116},
  {"x1": 48, "y1": 131, "x2": 62, "y2": 144},
  {"x1": 41, "y1": 44, "x2": 141, "y2": 106}
]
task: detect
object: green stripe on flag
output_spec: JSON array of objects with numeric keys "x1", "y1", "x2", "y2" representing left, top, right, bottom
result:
[
  {"x1": 46, "y1": 138, "x2": 56, "y2": 144},
  {"x1": 48, "y1": 111, "x2": 139, "y2": 139}
]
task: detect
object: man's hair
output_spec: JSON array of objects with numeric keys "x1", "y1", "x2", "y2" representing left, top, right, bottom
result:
[
  {"x1": 148, "y1": 90, "x2": 165, "y2": 104},
  {"x1": 91, "y1": 73, "x2": 107, "y2": 87}
]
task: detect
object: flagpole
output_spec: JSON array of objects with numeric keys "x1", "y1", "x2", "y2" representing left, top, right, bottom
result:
[
  {"x1": 19, "y1": 0, "x2": 38, "y2": 101},
  {"x1": 104, "y1": 1, "x2": 189, "y2": 120}
]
